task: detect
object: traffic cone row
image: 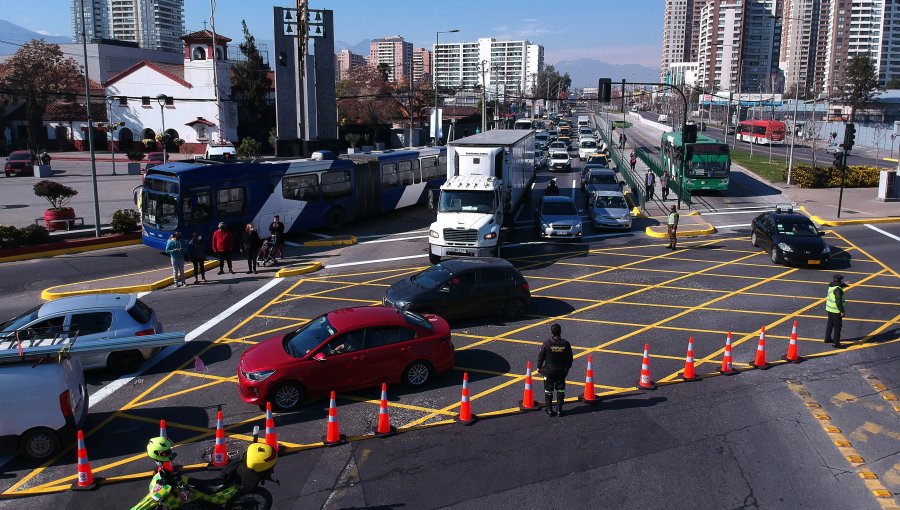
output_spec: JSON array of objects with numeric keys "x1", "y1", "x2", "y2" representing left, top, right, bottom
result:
[
  {"x1": 209, "y1": 408, "x2": 228, "y2": 469},
  {"x1": 264, "y1": 402, "x2": 279, "y2": 451},
  {"x1": 324, "y1": 391, "x2": 346, "y2": 446},
  {"x1": 578, "y1": 355, "x2": 600, "y2": 404},
  {"x1": 159, "y1": 419, "x2": 174, "y2": 472},
  {"x1": 518, "y1": 361, "x2": 539, "y2": 411},
  {"x1": 782, "y1": 320, "x2": 803, "y2": 363},
  {"x1": 375, "y1": 383, "x2": 397, "y2": 437},
  {"x1": 720, "y1": 332, "x2": 737, "y2": 375},
  {"x1": 682, "y1": 337, "x2": 700, "y2": 382},
  {"x1": 637, "y1": 344, "x2": 657, "y2": 390},
  {"x1": 752, "y1": 326, "x2": 770, "y2": 369},
  {"x1": 455, "y1": 372, "x2": 478, "y2": 425},
  {"x1": 71, "y1": 430, "x2": 99, "y2": 491}
]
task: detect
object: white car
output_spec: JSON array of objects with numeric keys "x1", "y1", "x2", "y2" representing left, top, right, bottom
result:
[
  {"x1": 578, "y1": 139, "x2": 600, "y2": 160},
  {"x1": 534, "y1": 150, "x2": 547, "y2": 169},
  {"x1": 549, "y1": 151, "x2": 571, "y2": 171}
]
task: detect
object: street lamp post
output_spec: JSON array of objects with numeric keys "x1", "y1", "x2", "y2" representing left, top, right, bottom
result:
[
  {"x1": 106, "y1": 96, "x2": 119, "y2": 176},
  {"x1": 156, "y1": 94, "x2": 168, "y2": 163},
  {"x1": 433, "y1": 29, "x2": 459, "y2": 144}
]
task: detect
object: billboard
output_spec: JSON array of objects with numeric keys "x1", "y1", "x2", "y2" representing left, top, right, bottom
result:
[{"x1": 700, "y1": 93, "x2": 783, "y2": 107}]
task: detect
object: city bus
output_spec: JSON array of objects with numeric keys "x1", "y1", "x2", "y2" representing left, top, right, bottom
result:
[
  {"x1": 139, "y1": 147, "x2": 446, "y2": 250},
  {"x1": 736, "y1": 120, "x2": 786, "y2": 145},
  {"x1": 660, "y1": 132, "x2": 731, "y2": 192}
]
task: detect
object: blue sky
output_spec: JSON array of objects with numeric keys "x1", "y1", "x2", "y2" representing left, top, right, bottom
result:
[{"x1": 7, "y1": 0, "x2": 664, "y2": 66}]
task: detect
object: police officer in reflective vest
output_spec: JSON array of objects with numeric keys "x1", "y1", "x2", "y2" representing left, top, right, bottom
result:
[
  {"x1": 824, "y1": 274, "x2": 847, "y2": 349},
  {"x1": 536, "y1": 323, "x2": 573, "y2": 417},
  {"x1": 667, "y1": 205, "x2": 679, "y2": 250}
]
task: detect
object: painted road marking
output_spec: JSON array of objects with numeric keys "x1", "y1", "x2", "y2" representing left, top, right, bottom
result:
[
  {"x1": 866, "y1": 224, "x2": 900, "y2": 243},
  {"x1": 714, "y1": 223, "x2": 750, "y2": 229},
  {"x1": 325, "y1": 254, "x2": 428, "y2": 269}
]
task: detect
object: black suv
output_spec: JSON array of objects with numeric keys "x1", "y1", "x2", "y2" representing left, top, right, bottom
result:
[
  {"x1": 751, "y1": 204, "x2": 830, "y2": 266},
  {"x1": 383, "y1": 258, "x2": 530, "y2": 320}
]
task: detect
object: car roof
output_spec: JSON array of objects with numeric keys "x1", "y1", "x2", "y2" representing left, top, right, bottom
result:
[
  {"x1": 39, "y1": 293, "x2": 136, "y2": 317},
  {"x1": 768, "y1": 212, "x2": 813, "y2": 222},
  {"x1": 592, "y1": 189, "x2": 626, "y2": 198},
  {"x1": 542, "y1": 195, "x2": 576, "y2": 204},
  {"x1": 10, "y1": 150, "x2": 31, "y2": 155},
  {"x1": 327, "y1": 306, "x2": 408, "y2": 331},
  {"x1": 439, "y1": 257, "x2": 516, "y2": 272},
  {"x1": 588, "y1": 167, "x2": 616, "y2": 175}
]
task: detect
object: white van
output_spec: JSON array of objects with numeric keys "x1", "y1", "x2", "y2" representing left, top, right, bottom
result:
[
  {"x1": 0, "y1": 353, "x2": 87, "y2": 461},
  {"x1": 204, "y1": 143, "x2": 236, "y2": 161},
  {"x1": 577, "y1": 115, "x2": 590, "y2": 127}
]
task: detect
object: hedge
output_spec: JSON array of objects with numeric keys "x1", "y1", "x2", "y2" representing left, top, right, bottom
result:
[
  {"x1": 0, "y1": 224, "x2": 50, "y2": 249},
  {"x1": 783, "y1": 165, "x2": 881, "y2": 188}
]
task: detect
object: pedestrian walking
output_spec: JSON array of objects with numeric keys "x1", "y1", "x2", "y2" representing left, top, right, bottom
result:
[
  {"x1": 629, "y1": 151, "x2": 637, "y2": 172},
  {"x1": 645, "y1": 170, "x2": 656, "y2": 202},
  {"x1": 824, "y1": 274, "x2": 847, "y2": 349},
  {"x1": 269, "y1": 215, "x2": 285, "y2": 260},
  {"x1": 660, "y1": 170, "x2": 671, "y2": 200},
  {"x1": 212, "y1": 222, "x2": 235, "y2": 275},
  {"x1": 165, "y1": 231, "x2": 187, "y2": 287},
  {"x1": 667, "y1": 205, "x2": 679, "y2": 250},
  {"x1": 187, "y1": 232, "x2": 208, "y2": 284},
  {"x1": 536, "y1": 323, "x2": 573, "y2": 417},
  {"x1": 241, "y1": 223, "x2": 261, "y2": 274},
  {"x1": 619, "y1": 132, "x2": 628, "y2": 150}
]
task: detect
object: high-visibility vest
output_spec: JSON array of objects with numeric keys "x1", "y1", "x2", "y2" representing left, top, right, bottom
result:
[
  {"x1": 668, "y1": 212, "x2": 679, "y2": 226},
  {"x1": 825, "y1": 285, "x2": 845, "y2": 313}
]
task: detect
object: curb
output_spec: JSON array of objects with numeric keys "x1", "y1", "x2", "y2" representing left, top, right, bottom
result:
[
  {"x1": 645, "y1": 223, "x2": 717, "y2": 239},
  {"x1": 274, "y1": 261, "x2": 323, "y2": 278},
  {"x1": 799, "y1": 206, "x2": 900, "y2": 227},
  {"x1": 0, "y1": 235, "x2": 142, "y2": 264},
  {"x1": 303, "y1": 236, "x2": 358, "y2": 247},
  {"x1": 41, "y1": 260, "x2": 220, "y2": 300}
]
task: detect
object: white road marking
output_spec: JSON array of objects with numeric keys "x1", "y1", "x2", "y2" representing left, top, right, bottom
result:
[
  {"x1": 89, "y1": 278, "x2": 284, "y2": 407},
  {"x1": 700, "y1": 209, "x2": 772, "y2": 216},
  {"x1": 285, "y1": 241, "x2": 304, "y2": 247},
  {"x1": 325, "y1": 254, "x2": 429, "y2": 269},
  {"x1": 356, "y1": 229, "x2": 430, "y2": 239},
  {"x1": 715, "y1": 223, "x2": 751, "y2": 229},
  {"x1": 865, "y1": 224, "x2": 900, "y2": 242},
  {"x1": 360, "y1": 235, "x2": 428, "y2": 244}
]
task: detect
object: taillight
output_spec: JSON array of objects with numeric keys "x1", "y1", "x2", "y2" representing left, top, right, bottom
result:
[
  {"x1": 59, "y1": 390, "x2": 72, "y2": 418},
  {"x1": 520, "y1": 281, "x2": 530, "y2": 291},
  {"x1": 135, "y1": 328, "x2": 155, "y2": 336}
]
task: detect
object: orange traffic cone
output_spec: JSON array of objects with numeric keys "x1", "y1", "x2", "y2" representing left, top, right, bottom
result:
[
  {"x1": 782, "y1": 320, "x2": 803, "y2": 363},
  {"x1": 374, "y1": 383, "x2": 397, "y2": 437},
  {"x1": 71, "y1": 430, "x2": 99, "y2": 490},
  {"x1": 324, "y1": 391, "x2": 346, "y2": 446},
  {"x1": 455, "y1": 372, "x2": 478, "y2": 425},
  {"x1": 637, "y1": 343, "x2": 657, "y2": 390},
  {"x1": 208, "y1": 407, "x2": 228, "y2": 469},
  {"x1": 519, "y1": 361, "x2": 540, "y2": 411},
  {"x1": 720, "y1": 332, "x2": 737, "y2": 375},
  {"x1": 578, "y1": 354, "x2": 601, "y2": 404},
  {"x1": 159, "y1": 419, "x2": 174, "y2": 472},
  {"x1": 264, "y1": 402, "x2": 279, "y2": 451},
  {"x1": 682, "y1": 336, "x2": 700, "y2": 382},
  {"x1": 752, "y1": 326, "x2": 770, "y2": 369}
]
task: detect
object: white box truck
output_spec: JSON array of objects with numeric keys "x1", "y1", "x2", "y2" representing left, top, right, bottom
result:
[{"x1": 428, "y1": 130, "x2": 535, "y2": 263}]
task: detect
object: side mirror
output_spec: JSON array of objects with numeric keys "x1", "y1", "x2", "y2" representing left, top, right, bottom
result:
[
  {"x1": 313, "y1": 352, "x2": 327, "y2": 362},
  {"x1": 439, "y1": 286, "x2": 450, "y2": 293},
  {"x1": 818, "y1": 231, "x2": 825, "y2": 237}
]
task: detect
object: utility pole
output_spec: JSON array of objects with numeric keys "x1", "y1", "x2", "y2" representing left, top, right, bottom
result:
[
  {"x1": 78, "y1": 0, "x2": 101, "y2": 237},
  {"x1": 296, "y1": 0, "x2": 308, "y2": 149},
  {"x1": 480, "y1": 60, "x2": 488, "y2": 133}
]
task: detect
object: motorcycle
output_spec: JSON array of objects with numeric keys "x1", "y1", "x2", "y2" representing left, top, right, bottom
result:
[{"x1": 132, "y1": 432, "x2": 278, "y2": 510}]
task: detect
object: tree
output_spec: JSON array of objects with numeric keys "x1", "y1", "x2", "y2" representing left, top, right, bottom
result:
[
  {"x1": 376, "y1": 63, "x2": 391, "y2": 83},
  {"x1": 0, "y1": 39, "x2": 83, "y2": 151},
  {"x1": 337, "y1": 65, "x2": 400, "y2": 144},
  {"x1": 231, "y1": 20, "x2": 274, "y2": 148},
  {"x1": 536, "y1": 65, "x2": 571, "y2": 99},
  {"x1": 843, "y1": 54, "x2": 880, "y2": 122}
]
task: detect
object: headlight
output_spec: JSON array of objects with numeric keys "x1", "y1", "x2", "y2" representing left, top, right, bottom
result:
[
  {"x1": 429, "y1": 229, "x2": 439, "y2": 238},
  {"x1": 822, "y1": 245, "x2": 830, "y2": 254},
  {"x1": 621, "y1": 213, "x2": 631, "y2": 220},
  {"x1": 244, "y1": 369, "x2": 275, "y2": 382},
  {"x1": 484, "y1": 231, "x2": 497, "y2": 240},
  {"x1": 575, "y1": 222, "x2": 582, "y2": 230},
  {"x1": 541, "y1": 223, "x2": 549, "y2": 230},
  {"x1": 778, "y1": 242, "x2": 794, "y2": 253}
]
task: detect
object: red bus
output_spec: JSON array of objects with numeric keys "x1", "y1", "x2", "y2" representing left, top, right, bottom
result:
[{"x1": 737, "y1": 120, "x2": 786, "y2": 145}]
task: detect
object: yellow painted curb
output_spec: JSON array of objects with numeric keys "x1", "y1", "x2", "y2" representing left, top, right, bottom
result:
[
  {"x1": 799, "y1": 206, "x2": 900, "y2": 227},
  {"x1": 686, "y1": 211, "x2": 701, "y2": 216},
  {"x1": 0, "y1": 238, "x2": 141, "y2": 264},
  {"x1": 41, "y1": 260, "x2": 220, "y2": 301},
  {"x1": 631, "y1": 207, "x2": 645, "y2": 218},
  {"x1": 303, "y1": 236, "x2": 358, "y2": 247},
  {"x1": 274, "y1": 261, "x2": 323, "y2": 278},
  {"x1": 645, "y1": 223, "x2": 717, "y2": 239}
]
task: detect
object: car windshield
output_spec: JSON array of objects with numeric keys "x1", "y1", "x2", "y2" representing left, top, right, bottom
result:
[
  {"x1": 589, "y1": 173, "x2": 617, "y2": 185},
  {"x1": 411, "y1": 264, "x2": 453, "y2": 289},
  {"x1": 438, "y1": 190, "x2": 496, "y2": 214},
  {"x1": 283, "y1": 315, "x2": 336, "y2": 358},
  {"x1": 403, "y1": 311, "x2": 433, "y2": 330},
  {"x1": 776, "y1": 221, "x2": 820, "y2": 237},
  {"x1": 542, "y1": 200, "x2": 578, "y2": 216},
  {"x1": 550, "y1": 153, "x2": 567, "y2": 160},
  {"x1": 594, "y1": 195, "x2": 628, "y2": 209},
  {"x1": 8, "y1": 153, "x2": 31, "y2": 161},
  {"x1": 588, "y1": 156, "x2": 609, "y2": 165},
  {"x1": 580, "y1": 141, "x2": 597, "y2": 149},
  {"x1": 549, "y1": 142, "x2": 565, "y2": 149},
  {"x1": 0, "y1": 305, "x2": 41, "y2": 333},
  {"x1": 141, "y1": 190, "x2": 179, "y2": 228}
]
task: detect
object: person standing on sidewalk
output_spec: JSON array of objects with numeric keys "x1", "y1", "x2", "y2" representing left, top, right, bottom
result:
[
  {"x1": 629, "y1": 151, "x2": 637, "y2": 172},
  {"x1": 660, "y1": 170, "x2": 671, "y2": 200},
  {"x1": 187, "y1": 232, "x2": 208, "y2": 284},
  {"x1": 241, "y1": 223, "x2": 261, "y2": 274},
  {"x1": 269, "y1": 215, "x2": 285, "y2": 260},
  {"x1": 667, "y1": 205, "x2": 679, "y2": 250},
  {"x1": 165, "y1": 232, "x2": 187, "y2": 287},
  {"x1": 536, "y1": 323, "x2": 573, "y2": 417},
  {"x1": 824, "y1": 274, "x2": 847, "y2": 349},
  {"x1": 212, "y1": 222, "x2": 235, "y2": 275},
  {"x1": 645, "y1": 170, "x2": 656, "y2": 202}
]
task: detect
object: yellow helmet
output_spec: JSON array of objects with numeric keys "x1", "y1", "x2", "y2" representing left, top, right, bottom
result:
[{"x1": 246, "y1": 442, "x2": 277, "y2": 473}]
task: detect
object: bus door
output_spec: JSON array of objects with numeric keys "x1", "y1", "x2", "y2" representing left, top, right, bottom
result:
[{"x1": 353, "y1": 161, "x2": 379, "y2": 219}]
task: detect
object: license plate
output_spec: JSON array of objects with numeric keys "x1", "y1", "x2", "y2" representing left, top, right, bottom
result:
[
  {"x1": 447, "y1": 250, "x2": 472, "y2": 256},
  {"x1": 808, "y1": 260, "x2": 821, "y2": 265},
  {"x1": 552, "y1": 231, "x2": 572, "y2": 236}
]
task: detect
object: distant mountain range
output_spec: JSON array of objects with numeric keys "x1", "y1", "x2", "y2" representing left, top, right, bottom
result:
[
  {"x1": 0, "y1": 19, "x2": 71, "y2": 55},
  {"x1": 553, "y1": 59, "x2": 659, "y2": 88}
]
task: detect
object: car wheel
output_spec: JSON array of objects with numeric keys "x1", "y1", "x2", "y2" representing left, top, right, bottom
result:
[
  {"x1": 226, "y1": 488, "x2": 272, "y2": 510},
  {"x1": 751, "y1": 231, "x2": 758, "y2": 247},
  {"x1": 770, "y1": 246, "x2": 782, "y2": 265},
  {"x1": 19, "y1": 428, "x2": 61, "y2": 461},
  {"x1": 326, "y1": 207, "x2": 346, "y2": 231},
  {"x1": 271, "y1": 382, "x2": 304, "y2": 412},
  {"x1": 403, "y1": 361, "x2": 432, "y2": 387},
  {"x1": 503, "y1": 298, "x2": 527, "y2": 320},
  {"x1": 428, "y1": 253, "x2": 441, "y2": 264},
  {"x1": 106, "y1": 350, "x2": 144, "y2": 375}
]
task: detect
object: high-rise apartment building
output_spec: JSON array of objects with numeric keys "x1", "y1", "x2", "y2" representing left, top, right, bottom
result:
[
  {"x1": 433, "y1": 37, "x2": 543, "y2": 99},
  {"x1": 780, "y1": 0, "x2": 831, "y2": 96},
  {"x1": 71, "y1": 0, "x2": 184, "y2": 53},
  {"x1": 741, "y1": 0, "x2": 782, "y2": 92},
  {"x1": 336, "y1": 49, "x2": 366, "y2": 81},
  {"x1": 369, "y1": 36, "x2": 413, "y2": 84},
  {"x1": 413, "y1": 47, "x2": 432, "y2": 84},
  {"x1": 660, "y1": 0, "x2": 705, "y2": 83}
]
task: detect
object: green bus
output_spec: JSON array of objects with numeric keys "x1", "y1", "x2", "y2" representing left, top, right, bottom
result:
[{"x1": 660, "y1": 131, "x2": 731, "y2": 192}]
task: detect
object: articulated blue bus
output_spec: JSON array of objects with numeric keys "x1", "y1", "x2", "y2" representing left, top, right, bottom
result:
[{"x1": 139, "y1": 148, "x2": 447, "y2": 250}]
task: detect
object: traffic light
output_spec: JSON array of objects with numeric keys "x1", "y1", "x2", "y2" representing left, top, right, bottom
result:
[
  {"x1": 683, "y1": 123, "x2": 698, "y2": 144},
  {"x1": 842, "y1": 123, "x2": 856, "y2": 151},
  {"x1": 832, "y1": 151, "x2": 844, "y2": 170},
  {"x1": 598, "y1": 78, "x2": 612, "y2": 103},
  {"x1": 278, "y1": 51, "x2": 287, "y2": 67}
]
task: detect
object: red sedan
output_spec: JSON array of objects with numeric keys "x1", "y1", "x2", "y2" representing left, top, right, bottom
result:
[
  {"x1": 238, "y1": 306, "x2": 454, "y2": 411},
  {"x1": 5, "y1": 150, "x2": 35, "y2": 177}
]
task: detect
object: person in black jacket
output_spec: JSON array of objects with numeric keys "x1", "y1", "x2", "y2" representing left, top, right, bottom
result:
[
  {"x1": 241, "y1": 224, "x2": 261, "y2": 274},
  {"x1": 269, "y1": 215, "x2": 285, "y2": 260},
  {"x1": 187, "y1": 232, "x2": 208, "y2": 284},
  {"x1": 536, "y1": 323, "x2": 574, "y2": 417}
]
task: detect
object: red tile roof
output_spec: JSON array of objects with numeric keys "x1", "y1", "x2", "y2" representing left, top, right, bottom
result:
[
  {"x1": 44, "y1": 101, "x2": 109, "y2": 122},
  {"x1": 182, "y1": 29, "x2": 232, "y2": 43},
  {"x1": 186, "y1": 117, "x2": 216, "y2": 127},
  {"x1": 104, "y1": 60, "x2": 192, "y2": 89}
]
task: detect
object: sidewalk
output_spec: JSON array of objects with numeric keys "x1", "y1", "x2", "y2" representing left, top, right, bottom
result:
[{"x1": 779, "y1": 185, "x2": 900, "y2": 226}]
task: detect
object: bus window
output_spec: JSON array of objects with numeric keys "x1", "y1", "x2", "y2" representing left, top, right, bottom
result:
[
  {"x1": 382, "y1": 163, "x2": 399, "y2": 188},
  {"x1": 216, "y1": 187, "x2": 246, "y2": 218},
  {"x1": 322, "y1": 170, "x2": 351, "y2": 200},
  {"x1": 182, "y1": 189, "x2": 210, "y2": 226},
  {"x1": 411, "y1": 159, "x2": 421, "y2": 183},
  {"x1": 422, "y1": 156, "x2": 442, "y2": 180},
  {"x1": 398, "y1": 160, "x2": 414, "y2": 186},
  {"x1": 439, "y1": 154, "x2": 447, "y2": 167},
  {"x1": 143, "y1": 193, "x2": 177, "y2": 227},
  {"x1": 283, "y1": 174, "x2": 319, "y2": 201}
]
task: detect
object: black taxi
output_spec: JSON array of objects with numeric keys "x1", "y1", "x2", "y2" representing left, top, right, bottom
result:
[{"x1": 751, "y1": 204, "x2": 830, "y2": 266}]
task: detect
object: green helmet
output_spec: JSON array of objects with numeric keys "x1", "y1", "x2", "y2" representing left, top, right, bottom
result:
[{"x1": 147, "y1": 436, "x2": 174, "y2": 462}]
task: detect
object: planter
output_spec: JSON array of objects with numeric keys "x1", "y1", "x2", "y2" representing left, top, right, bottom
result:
[
  {"x1": 44, "y1": 207, "x2": 76, "y2": 231},
  {"x1": 35, "y1": 165, "x2": 52, "y2": 178},
  {"x1": 127, "y1": 162, "x2": 142, "y2": 175}
]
